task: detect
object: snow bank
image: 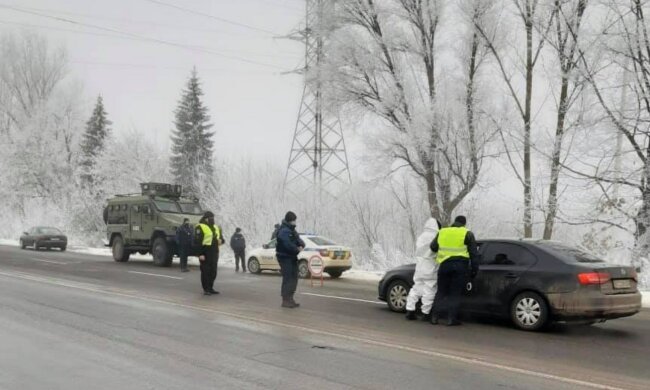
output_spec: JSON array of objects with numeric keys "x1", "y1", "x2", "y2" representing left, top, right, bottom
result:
[{"x1": 642, "y1": 291, "x2": 650, "y2": 309}]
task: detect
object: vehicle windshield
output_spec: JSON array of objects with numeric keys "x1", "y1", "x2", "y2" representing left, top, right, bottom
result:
[
  {"x1": 178, "y1": 202, "x2": 203, "y2": 215},
  {"x1": 307, "y1": 236, "x2": 337, "y2": 246},
  {"x1": 37, "y1": 227, "x2": 62, "y2": 235},
  {"x1": 154, "y1": 200, "x2": 181, "y2": 213},
  {"x1": 538, "y1": 242, "x2": 605, "y2": 263}
]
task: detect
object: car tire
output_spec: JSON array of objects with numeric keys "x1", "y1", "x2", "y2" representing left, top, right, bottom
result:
[
  {"x1": 248, "y1": 257, "x2": 262, "y2": 274},
  {"x1": 510, "y1": 291, "x2": 549, "y2": 331},
  {"x1": 20, "y1": 239, "x2": 26, "y2": 249},
  {"x1": 386, "y1": 279, "x2": 410, "y2": 313},
  {"x1": 112, "y1": 236, "x2": 130, "y2": 262},
  {"x1": 152, "y1": 237, "x2": 173, "y2": 267},
  {"x1": 34, "y1": 241, "x2": 41, "y2": 251},
  {"x1": 327, "y1": 270, "x2": 343, "y2": 279},
  {"x1": 298, "y1": 260, "x2": 310, "y2": 279}
]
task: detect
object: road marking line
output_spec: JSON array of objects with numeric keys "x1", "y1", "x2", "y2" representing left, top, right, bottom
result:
[
  {"x1": 127, "y1": 271, "x2": 183, "y2": 280},
  {"x1": 301, "y1": 292, "x2": 384, "y2": 305},
  {"x1": 29, "y1": 258, "x2": 68, "y2": 265},
  {"x1": 0, "y1": 270, "x2": 629, "y2": 390}
]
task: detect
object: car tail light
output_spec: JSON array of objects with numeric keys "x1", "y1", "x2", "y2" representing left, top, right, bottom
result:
[
  {"x1": 577, "y1": 272, "x2": 611, "y2": 285},
  {"x1": 319, "y1": 249, "x2": 330, "y2": 257}
]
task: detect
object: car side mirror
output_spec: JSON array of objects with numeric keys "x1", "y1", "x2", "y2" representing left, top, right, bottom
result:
[
  {"x1": 23, "y1": 232, "x2": 28, "y2": 236},
  {"x1": 636, "y1": 267, "x2": 642, "y2": 273},
  {"x1": 263, "y1": 244, "x2": 269, "y2": 249}
]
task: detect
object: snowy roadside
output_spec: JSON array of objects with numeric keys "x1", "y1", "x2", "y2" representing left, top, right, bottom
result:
[{"x1": 1, "y1": 238, "x2": 648, "y2": 307}]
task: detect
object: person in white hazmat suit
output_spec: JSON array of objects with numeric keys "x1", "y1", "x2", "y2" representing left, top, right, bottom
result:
[{"x1": 405, "y1": 218, "x2": 441, "y2": 321}]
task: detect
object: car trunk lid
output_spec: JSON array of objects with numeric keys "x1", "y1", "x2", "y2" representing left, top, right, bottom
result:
[{"x1": 580, "y1": 264, "x2": 638, "y2": 295}]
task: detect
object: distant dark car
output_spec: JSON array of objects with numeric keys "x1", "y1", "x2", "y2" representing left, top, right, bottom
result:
[
  {"x1": 378, "y1": 239, "x2": 642, "y2": 331},
  {"x1": 20, "y1": 227, "x2": 67, "y2": 251}
]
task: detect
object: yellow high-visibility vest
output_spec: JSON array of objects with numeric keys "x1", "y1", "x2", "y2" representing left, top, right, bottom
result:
[
  {"x1": 198, "y1": 223, "x2": 221, "y2": 247},
  {"x1": 436, "y1": 227, "x2": 470, "y2": 264}
]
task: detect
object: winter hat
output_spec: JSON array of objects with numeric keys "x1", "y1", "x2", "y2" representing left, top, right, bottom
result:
[
  {"x1": 284, "y1": 211, "x2": 297, "y2": 222},
  {"x1": 203, "y1": 211, "x2": 215, "y2": 219},
  {"x1": 235, "y1": 227, "x2": 241, "y2": 233},
  {"x1": 454, "y1": 215, "x2": 467, "y2": 226}
]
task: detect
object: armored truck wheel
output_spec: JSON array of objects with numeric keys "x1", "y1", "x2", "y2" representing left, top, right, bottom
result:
[
  {"x1": 112, "y1": 236, "x2": 130, "y2": 262},
  {"x1": 152, "y1": 237, "x2": 173, "y2": 267}
]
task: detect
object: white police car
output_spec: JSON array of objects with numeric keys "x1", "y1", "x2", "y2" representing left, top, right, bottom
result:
[{"x1": 247, "y1": 235, "x2": 353, "y2": 279}]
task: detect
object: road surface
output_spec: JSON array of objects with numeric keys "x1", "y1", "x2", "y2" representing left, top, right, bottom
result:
[{"x1": 0, "y1": 244, "x2": 648, "y2": 390}]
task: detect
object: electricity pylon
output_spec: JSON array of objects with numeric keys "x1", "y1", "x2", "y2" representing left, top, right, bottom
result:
[{"x1": 283, "y1": 0, "x2": 351, "y2": 200}]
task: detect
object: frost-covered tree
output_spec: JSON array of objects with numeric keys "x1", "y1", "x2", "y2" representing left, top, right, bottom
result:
[
  {"x1": 322, "y1": 0, "x2": 494, "y2": 225},
  {"x1": 80, "y1": 95, "x2": 111, "y2": 184},
  {"x1": 169, "y1": 68, "x2": 215, "y2": 194}
]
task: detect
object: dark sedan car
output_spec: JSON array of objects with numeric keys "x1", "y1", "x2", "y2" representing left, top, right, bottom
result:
[
  {"x1": 378, "y1": 239, "x2": 642, "y2": 331},
  {"x1": 20, "y1": 226, "x2": 68, "y2": 251}
]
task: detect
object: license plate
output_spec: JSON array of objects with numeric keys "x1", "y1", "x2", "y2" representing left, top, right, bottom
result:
[{"x1": 613, "y1": 279, "x2": 632, "y2": 289}]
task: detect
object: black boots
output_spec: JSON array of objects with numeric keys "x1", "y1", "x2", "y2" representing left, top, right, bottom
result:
[
  {"x1": 430, "y1": 314, "x2": 439, "y2": 325},
  {"x1": 422, "y1": 312, "x2": 432, "y2": 322},
  {"x1": 405, "y1": 311, "x2": 417, "y2": 320},
  {"x1": 282, "y1": 294, "x2": 300, "y2": 308}
]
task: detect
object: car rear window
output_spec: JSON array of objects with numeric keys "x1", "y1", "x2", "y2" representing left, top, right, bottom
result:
[
  {"x1": 38, "y1": 227, "x2": 62, "y2": 235},
  {"x1": 537, "y1": 242, "x2": 605, "y2": 264},
  {"x1": 307, "y1": 236, "x2": 336, "y2": 246}
]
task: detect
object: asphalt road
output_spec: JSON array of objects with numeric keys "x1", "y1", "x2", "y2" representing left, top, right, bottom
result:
[{"x1": 0, "y1": 244, "x2": 648, "y2": 390}]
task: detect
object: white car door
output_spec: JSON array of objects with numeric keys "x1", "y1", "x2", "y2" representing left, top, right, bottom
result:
[{"x1": 259, "y1": 239, "x2": 280, "y2": 270}]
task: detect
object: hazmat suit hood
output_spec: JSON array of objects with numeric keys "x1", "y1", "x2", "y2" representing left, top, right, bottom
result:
[{"x1": 413, "y1": 218, "x2": 440, "y2": 282}]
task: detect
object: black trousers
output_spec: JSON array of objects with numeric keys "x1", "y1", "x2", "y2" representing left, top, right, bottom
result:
[
  {"x1": 432, "y1": 258, "x2": 468, "y2": 321},
  {"x1": 200, "y1": 247, "x2": 219, "y2": 292},
  {"x1": 278, "y1": 256, "x2": 298, "y2": 298},
  {"x1": 235, "y1": 249, "x2": 246, "y2": 271},
  {"x1": 178, "y1": 246, "x2": 189, "y2": 269}
]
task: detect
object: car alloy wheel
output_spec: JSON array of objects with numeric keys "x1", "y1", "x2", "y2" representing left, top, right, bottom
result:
[
  {"x1": 387, "y1": 281, "x2": 409, "y2": 312},
  {"x1": 248, "y1": 257, "x2": 261, "y2": 274},
  {"x1": 298, "y1": 260, "x2": 310, "y2": 279}
]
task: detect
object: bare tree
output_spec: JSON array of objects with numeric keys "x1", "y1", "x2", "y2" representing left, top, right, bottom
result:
[
  {"x1": 323, "y1": 0, "x2": 492, "y2": 225},
  {"x1": 541, "y1": 0, "x2": 589, "y2": 239},
  {"x1": 475, "y1": 0, "x2": 553, "y2": 237},
  {"x1": 571, "y1": 0, "x2": 650, "y2": 256}
]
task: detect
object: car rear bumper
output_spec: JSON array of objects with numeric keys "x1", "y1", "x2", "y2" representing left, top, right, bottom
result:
[
  {"x1": 322, "y1": 259, "x2": 352, "y2": 272},
  {"x1": 37, "y1": 240, "x2": 67, "y2": 248},
  {"x1": 547, "y1": 290, "x2": 642, "y2": 320}
]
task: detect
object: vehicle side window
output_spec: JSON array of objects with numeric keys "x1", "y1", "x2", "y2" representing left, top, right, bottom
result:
[
  {"x1": 481, "y1": 243, "x2": 537, "y2": 267},
  {"x1": 132, "y1": 205, "x2": 140, "y2": 213},
  {"x1": 267, "y1": 240, "x2": 277, "y2": 249}
]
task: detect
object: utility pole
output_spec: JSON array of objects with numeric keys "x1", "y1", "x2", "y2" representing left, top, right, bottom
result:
[{"x1": 283, "y1": 0, "x2": 351, "y2": 201}]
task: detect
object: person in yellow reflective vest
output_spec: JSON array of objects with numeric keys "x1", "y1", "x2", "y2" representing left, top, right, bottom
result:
[
  {"x1": 194, "y1": 211, "x2": 225, "y2": 296},
  {"x1": 429, "y1": 215, "x2": 479, "y2": 326}
]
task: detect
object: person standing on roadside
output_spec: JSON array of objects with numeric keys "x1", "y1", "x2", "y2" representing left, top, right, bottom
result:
[
  {"x1": 175, "y1": 218, "x2": 193, "y2": 272},
  {"x1": 230, "y1": 227, "x2": 247, "y2": 272},
  {"x1": 429, "y1": 215, "x2": 479, "y2": 326},
  {"x1": 195, "y1": 211, "x2": 224, "y2": 296},
  {"x1": 405, "y1": 218, "x2": 440, "y2": 321},
  {"x1": 276, "y1": 212, "x2": 305, "y2": 308},
  {"x1": 271, "y1": 223, "x2": 280, "y2": 240}
]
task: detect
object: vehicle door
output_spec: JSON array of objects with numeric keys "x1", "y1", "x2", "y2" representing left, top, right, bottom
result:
[
  {"x1": 140, "y1": 203, "x2": 156, "y2": 242},
  {"x1": 130, "y1": 204, "x2": 146, "y2": 242},
  {"x1": 24, "y1": 227, "x2": 36, "y2": 246},
  {"x1": 470, "y1": 242, "x2": 538, "y2": 314},
  {"x1": 260, "y1": 239, "x2": 279, "y2": 270}
]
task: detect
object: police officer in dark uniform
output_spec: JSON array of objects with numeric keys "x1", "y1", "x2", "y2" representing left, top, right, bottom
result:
[
  {"x1": 195, "y1": 211, "x2": 224, "y2": 295},
  {"x1": 175, "y1": 218, "x2": 193, "y2": 272},
  {"x1": 276, "y1": 212, "x2": 305, "y2": 308}
]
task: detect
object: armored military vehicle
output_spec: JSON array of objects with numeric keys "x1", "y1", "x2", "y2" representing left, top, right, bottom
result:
[{"x1": 104, "y1": 183, "x2": 203, "y2": 266}]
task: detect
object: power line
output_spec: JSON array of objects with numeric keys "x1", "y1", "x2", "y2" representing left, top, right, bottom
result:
[
  {"x1": 141, "y1": 0, "x2": 280, "y2": 35},
  {"x1": 0, "y1": 4, "x2": 285, "y2": 70},
  {"x1": 0, "y1": 19, "x2": 300, "y2": 60}
]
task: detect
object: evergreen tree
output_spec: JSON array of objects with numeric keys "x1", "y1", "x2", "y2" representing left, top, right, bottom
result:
[
  {"x1": 80, "y1": 95, "x2": 111, "y2": 184},
  {"x1": 170, "y1": 68, "x2": 215, "y2": 193}
]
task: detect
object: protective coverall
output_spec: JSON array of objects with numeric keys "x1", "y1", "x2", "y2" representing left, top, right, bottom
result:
[{"x1": 405, "y1": 218, "x2": 440, "y2": 315}]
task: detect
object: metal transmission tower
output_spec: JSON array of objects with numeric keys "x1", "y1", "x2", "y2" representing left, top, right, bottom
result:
[{"x1": 284, "y1": 0, "x2": 351, "y2": 199}]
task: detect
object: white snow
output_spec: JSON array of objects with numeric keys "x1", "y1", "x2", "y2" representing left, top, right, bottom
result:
[{"x1": 642, "y1": 291, "x2": 650, "y2": 309}]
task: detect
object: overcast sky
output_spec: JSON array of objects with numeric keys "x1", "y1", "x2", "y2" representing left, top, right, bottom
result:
[{"x1": 0, "y1": 0, "x2": 316, "y2": 164}]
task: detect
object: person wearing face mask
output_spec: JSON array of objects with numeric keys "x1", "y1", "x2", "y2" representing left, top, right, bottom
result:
[
  {"x1": 194, "y1": 211, "x2": 224, "y2": 295},
  {"x1": 275, "y1": 211, "x2": 305, "y2": 308}
]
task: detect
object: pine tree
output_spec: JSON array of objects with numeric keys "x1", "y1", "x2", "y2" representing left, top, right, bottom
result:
[
  {"x1": 80, "y1": 95, "x2": 111, "y2": 184},
  {"x1": 170, "y1": 68, "x2": 215, "y2": 193}
]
